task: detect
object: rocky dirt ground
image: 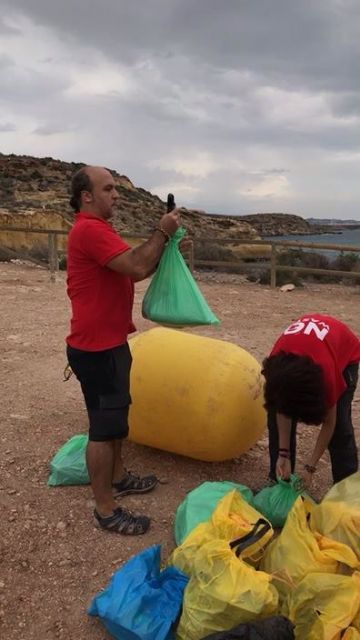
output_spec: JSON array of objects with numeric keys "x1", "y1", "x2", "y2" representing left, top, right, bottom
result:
[{"x1": 1, "y1": 262, "x2": 359, "y2": 639}]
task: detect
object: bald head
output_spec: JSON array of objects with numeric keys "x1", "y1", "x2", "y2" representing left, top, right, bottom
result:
[
  {"x1": 85, "y1": 166, "x2": 112, "y2": 182},
  {"x1": 70, "y1": 165, "x2": 118, "y2": 219}
]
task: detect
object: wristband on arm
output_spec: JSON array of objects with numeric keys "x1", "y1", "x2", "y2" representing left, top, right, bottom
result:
[
  {"x1": 154, "y1": 226, "x2": 170, "y2": 241},
  {"x1": 279, "y1": 447, "x2": 290, "y2": 459}
]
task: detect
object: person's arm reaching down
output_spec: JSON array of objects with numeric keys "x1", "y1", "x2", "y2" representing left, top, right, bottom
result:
[
  {"x1": 302, "y1": 405, "x2": 336, "y2": 486},
  {"x1": 276, "y1": 412, "x2": 292, "y2": 480}
]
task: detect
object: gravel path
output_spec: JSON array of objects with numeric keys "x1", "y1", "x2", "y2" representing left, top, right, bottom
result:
[{"x1": 1, "y1": 262, "x2": 359, "y2": 639}]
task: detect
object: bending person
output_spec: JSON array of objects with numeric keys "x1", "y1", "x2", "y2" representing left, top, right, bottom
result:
[{"x1": 262, "y1": 314, "x2": 360, "y2": 488}]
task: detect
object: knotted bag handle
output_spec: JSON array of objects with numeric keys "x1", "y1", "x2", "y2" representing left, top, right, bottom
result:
[{"x1": 229, "y1": 518, "x2": 271, "y2": 558}]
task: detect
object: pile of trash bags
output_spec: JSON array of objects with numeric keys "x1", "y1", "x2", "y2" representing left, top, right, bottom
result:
[{"x1": 86, "y1": 472, "x2": 360, "y2": 639}]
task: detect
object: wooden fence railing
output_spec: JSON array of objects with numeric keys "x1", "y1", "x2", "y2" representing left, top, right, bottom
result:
[
  {"x1": 194, "y1": 238, "x2": 360, "y2": 288},
  {"x1": 0, "y1": 226, "x2": 359, "y2": 287}
]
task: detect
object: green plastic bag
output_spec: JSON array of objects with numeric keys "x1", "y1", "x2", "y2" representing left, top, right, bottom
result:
[
  {"x1": 174, "y1": 481, "x2": 254, "y2": 545},
  {"x1": 252, "y1": 475, "x2": 304, "y2": 528},
  {"x1": 48, "y1": 434, "x2": 90, "y2": 486},
  {"x1": 142, "y1": 227, "x2": 220, "y2": 326}
]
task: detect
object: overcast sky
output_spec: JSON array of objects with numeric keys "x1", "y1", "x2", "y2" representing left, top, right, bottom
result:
[{"x1": 1, "y1": 0, "x2": 360, "y2": 219}]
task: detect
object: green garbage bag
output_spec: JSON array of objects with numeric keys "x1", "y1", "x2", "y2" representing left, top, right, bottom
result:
[
  {"x1": 252, "y1": 475, "x2": 305, "y2": 528},
  {"x1": 174, "y1": 481, "x2": 253, "y2": 545},
  {"x1": 142, "y1": 227, "x2": 220, "y2": 326},
  {"x1": 48, "y1": 434, "x2": 90, "y2": 486}
]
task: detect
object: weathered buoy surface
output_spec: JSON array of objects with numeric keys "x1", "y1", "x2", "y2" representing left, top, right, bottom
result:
[{"x1": 128, "y1": 328, "x2": 266, "y2": 461}]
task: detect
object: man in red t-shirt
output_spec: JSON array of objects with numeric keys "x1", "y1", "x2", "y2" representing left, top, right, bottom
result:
[
  {"x1": 262, "y1": 314, "x2": 360, "y2": 487},
  {"x1": 66, "y1": 165, "x2": 180, "y2": 534}
]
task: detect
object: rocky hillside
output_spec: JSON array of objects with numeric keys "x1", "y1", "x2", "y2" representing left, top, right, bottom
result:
[
  {"x1": 0, "y1": 154, "x2": 325, "y2": 265},
  {"x1": 239, "y1": 213, "x2": 314, "y2": 236},
  {"x1": 0, "y1": 153, "x2": 321, "y2": 238},
  {"x1": 308, "y1": 217, "x2": 360, "y2": 230},
  {"x1": 0, "y1": 154, "x2": 258, "y2": 242}
]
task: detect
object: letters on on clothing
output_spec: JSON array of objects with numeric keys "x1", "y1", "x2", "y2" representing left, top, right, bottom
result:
[{"x1": 270, "y1": 314, "x2": 360, "y2": 407}]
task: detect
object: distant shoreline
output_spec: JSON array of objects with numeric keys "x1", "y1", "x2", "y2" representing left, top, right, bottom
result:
[
  {"x1": 262, "y1": 227, "x2": 360, "y2": 257},
  {"x1": 264, "y1": 224, "x2": 360, "y2": 238},
  {"x1": 310, "y1": 223, "x2": 360, "y2": 234}
]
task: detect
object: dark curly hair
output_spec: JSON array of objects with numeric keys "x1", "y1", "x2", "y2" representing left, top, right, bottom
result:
[
  {"x1": 69, "y1": 167, "x2": 93, "y2": 212},
  {"x1": 262, "y1": 351, "x2": 327, "y2": 425}
]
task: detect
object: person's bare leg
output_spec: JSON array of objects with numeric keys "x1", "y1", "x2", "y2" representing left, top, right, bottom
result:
[
  {"x1": 112, "y1": 439, "x2": 157, "y2": 497},
  {"x1": 86, "y1": 440, "x2": 118, "y2": 516},
  {"x1": 112, "y1": 439, "x2": 126, "y2": 484}
]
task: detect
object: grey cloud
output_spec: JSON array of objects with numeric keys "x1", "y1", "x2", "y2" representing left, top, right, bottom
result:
[
  {"x1": 33, "y1": 122, "x2": 78, "y2": 136},
  {"x1": 0, "y1": 66, "x2": 69, "y2": 105},
  {"x1": 4, "y1": 0, "x2": 360, "y2": 92},
  {"x1": 0, "y1": 16, "x2": 21, "y2": 35},
  {"x1": 122, "y1": 85, "x2": 360, "y2": 154},
  {"x1": 330, "y1": 91, "x2": 360, "y2": 117},
  {"x1": 0, "y1": 121, "x2": 16, "y2": 131},
  {"x1": 0, "y1": 53, "x2": 15, "y2": 69},
  {"x1": 4, "y1": 2, "x2": 360, "y2": 121},
  {"x1": 1, "y1": 0, "x2": 360, "y2": 217}
]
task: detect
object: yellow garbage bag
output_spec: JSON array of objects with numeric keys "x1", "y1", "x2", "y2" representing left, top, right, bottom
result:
[
  {"x1": 176, "y1": 538, "x2": 279, "y2": 640},
  {"x1": 310, "y1": 472, "x2": 360, "y2": 562},
  {"x1": 349, "y1": 610, "x2": 360, "y2": 637},
  {"x1": 260, "y1": 497, "x2": 359, "y2": 602},
  {"x1": 170, "y1": 490, "x2": 273, "y2": 576},
  {"x1": 353, "y1": 610, "x2": 360, "y2": 629},
  {"x1": 283, "y1": 571, "x2": 360, "y2": 640},
  {"x1": 342, "y1": 628, "x2": 360, "y2": 640}
]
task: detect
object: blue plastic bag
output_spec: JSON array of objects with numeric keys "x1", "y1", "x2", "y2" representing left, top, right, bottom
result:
[{"x1": 88, "y1": 545, "x2": 188, "y2": 640}]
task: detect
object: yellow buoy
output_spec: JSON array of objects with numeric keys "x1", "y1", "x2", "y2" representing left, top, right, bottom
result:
[{"x1": 128, "y1": 328, "x2": 266, "y2": 462}]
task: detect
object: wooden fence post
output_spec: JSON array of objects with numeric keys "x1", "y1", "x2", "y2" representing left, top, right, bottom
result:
[
  {"x1": 54, "y1": 233, "x2": 59, "y2": 273},
  {"x1": 270, "y1": 244, "x2": 277, "y2": 289},
  {"x1": 48, "y1": 233, "x2": 58, "y2": 282},
  {"x1": 188, "y1": 240, "x2": 195, "y2": 273}
]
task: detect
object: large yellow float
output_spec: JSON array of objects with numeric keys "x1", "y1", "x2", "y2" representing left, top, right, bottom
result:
[{"x1": 128, "y1": 328, "x2": 266, "y2": 462}]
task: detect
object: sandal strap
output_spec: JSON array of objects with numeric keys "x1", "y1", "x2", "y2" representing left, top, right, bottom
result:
[
  {"x1": 94, "y1": 507, "x2": 150, "y2": 535},
  {"x1": 113, "y1": 470, "x2": 158, "y2": 492}
]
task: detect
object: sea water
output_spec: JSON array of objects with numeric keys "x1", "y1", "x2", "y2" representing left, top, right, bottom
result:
[{"x1": 265, "y1": 228, "x2": 360, "y2": 258}]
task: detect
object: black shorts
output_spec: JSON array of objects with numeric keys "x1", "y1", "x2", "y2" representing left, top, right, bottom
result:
[{"x1": 67, "y1": 343, "x2": 132, "y2": 442}]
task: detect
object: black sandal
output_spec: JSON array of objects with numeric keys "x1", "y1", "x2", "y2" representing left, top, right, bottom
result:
[
  {"x1": 113, "y1": 470, "x2": 158, "y2": 497},
  {"x1": 94, "y1": 507, "x2": 150, "y2": 535}
]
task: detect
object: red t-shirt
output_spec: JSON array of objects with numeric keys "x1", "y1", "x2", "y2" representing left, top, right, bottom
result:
[
  {"x1": 66, "y1": 213, "x2": 136, "y2": 351},
  {"x1": 271, "y1": 314, "x2": 360, "y2": 407}
]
